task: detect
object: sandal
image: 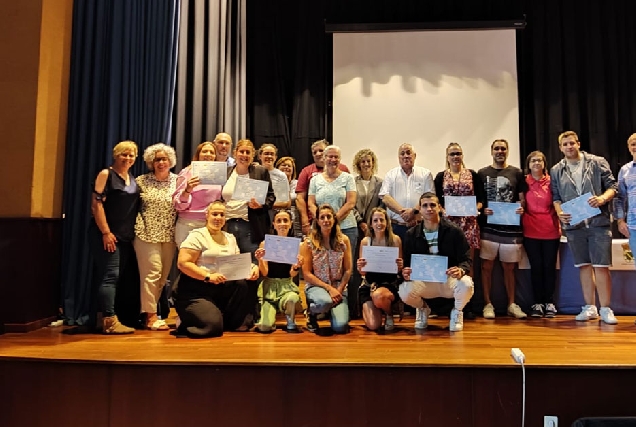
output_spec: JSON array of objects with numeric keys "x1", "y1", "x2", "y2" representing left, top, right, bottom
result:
[{"x1": 147, "y1": 319, "x2": 169, "y2": 331}]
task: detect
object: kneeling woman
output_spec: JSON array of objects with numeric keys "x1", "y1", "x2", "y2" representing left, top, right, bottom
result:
[
  {"x1": 300, "y1": 204, "x2": 353, "y2": 333},
  {"x1": 356, "y1": 207, "x2": 403, "y2": 331},
  {"x1": 175, "y1": 201, "x2": 259, "y2": 337},
  {"x1": 254, "y1": 210, "x2": 303, "y2": 332}
]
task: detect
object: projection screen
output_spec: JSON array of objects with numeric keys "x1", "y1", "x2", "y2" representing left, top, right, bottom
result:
[{"x1": 332, "y1": 30, "x2": 520, "y2": 177}]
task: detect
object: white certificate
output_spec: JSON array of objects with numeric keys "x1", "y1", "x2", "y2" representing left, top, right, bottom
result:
[
  {"x1": 361, "y1": 245, "x2": 399, "y2": 274},
  {"x1": 216, "y1": 253, "x2": 253, "y2": 281},
  {"x1": 232, "y1": 176, "x2": 269, "y2": 205},
  {"x1": 487, "y1": 202, "x2": 521, "y2": 226},
  {"x1": 560, "y1": 192, "x2": 601, "y2": 226},
  {"x1": 270, "y1": 173, "x2": 290, "y2": 203},
  {"x1": 410, "y1": 254, "x2": 448, "y2": 283},
  {"x1": 191, "y1": 161, "x2": 227, "y2": 185},
  {"x1": 444, "y1": 196, "x2": 478, "y2": 217},
  {"x1": 263, "y1": 235, "x2": 301, "y2": 265}
]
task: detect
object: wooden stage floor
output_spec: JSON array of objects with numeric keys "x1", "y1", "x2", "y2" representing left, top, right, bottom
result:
[{"x1": 2, "y1": 314, "x2": 636, "y2": 368}]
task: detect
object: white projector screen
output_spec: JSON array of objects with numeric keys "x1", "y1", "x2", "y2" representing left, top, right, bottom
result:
[{"x1": 333, "y1": 30, "x2": 520, "y2": 178}]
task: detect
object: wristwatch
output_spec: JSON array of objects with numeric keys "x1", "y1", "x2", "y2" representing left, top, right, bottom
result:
[{"x1": 204, "y1": 275, "x2": 211, "y2": 283}]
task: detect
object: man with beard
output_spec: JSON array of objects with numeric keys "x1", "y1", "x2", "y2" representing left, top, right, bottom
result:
[{"x1": 478, "y1": 139, "x2": 527, "y2": 320}]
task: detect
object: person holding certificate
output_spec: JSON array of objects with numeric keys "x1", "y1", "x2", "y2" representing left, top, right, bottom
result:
[
  {"x1": 522, "y1": 151, "x2": 561, "y2": 318},
  {"x1": 477, "y1": 139, "x2": 528, "y2": 320},
  {"x1": 223, "y1": 139, "x2": 276, "y2": 259},
  {"x1": 356, "y1": 207, "x2": 403, "y2": 331},
  {"x1": 254, "y1": 210, "x2": 303, "y2": 333},
  {"x1": 258, "y1": 143, "x2": 291, "y2": 212},
  {"x1": 300, "y1": 204, "x2": 353, "y2": 334},
  {"x1": 276, "y1": 156, "x2": 302, "y2": 237},
  {"x1": 174, "y1": 201, "x2": 260, "y2": 337},
  {"x1": 399, "y1": 193, "x2": 474, "y2": 332},
  {"x1": 173, "y1": 141, "x2": 223, "y2": 246},
  {"x1": 551, "y1": 131, "x2": 618, "y2": 324}
]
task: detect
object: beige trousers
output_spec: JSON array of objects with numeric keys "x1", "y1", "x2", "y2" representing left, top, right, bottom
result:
[{"x1": 133, "y1": 238, "x2": 176, "y2": 313}]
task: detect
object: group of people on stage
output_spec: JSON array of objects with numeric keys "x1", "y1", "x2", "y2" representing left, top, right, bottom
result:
[{"x1": 88, "y1": 130, "x2": 636, "y2": 337}]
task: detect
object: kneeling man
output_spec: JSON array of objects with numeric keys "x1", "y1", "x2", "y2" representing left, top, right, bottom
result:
[{"x1": 399, "y1": 192, "x2": 474, "y2": 331}]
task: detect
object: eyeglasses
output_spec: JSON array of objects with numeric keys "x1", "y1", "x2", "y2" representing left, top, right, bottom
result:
[
  {"x1": 448, "y1": 152, "x2": 463, "y2": 157},
  {"x1": 153, "y1": 157, "x2": 169, "y2": 162},
  {"x1": 529, "y1": 158, "x2": 544, "y2": 163}
]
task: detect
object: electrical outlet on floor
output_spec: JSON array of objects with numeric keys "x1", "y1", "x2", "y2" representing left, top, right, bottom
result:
[{"x1": 544, "y1": 415, "x2": 558, "y2": 427}]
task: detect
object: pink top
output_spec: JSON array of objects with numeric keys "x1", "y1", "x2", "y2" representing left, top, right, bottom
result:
[
  {"x1": 522, "y1": 174, "x2": 561, "y2": 240},
  {"x1": 172, "y1": 166, "x2": 223, "y2": 220}
]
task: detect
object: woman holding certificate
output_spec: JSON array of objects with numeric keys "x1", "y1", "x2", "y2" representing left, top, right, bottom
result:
[
  {"x1": 224, "y1": 139, "x2": 276, "y2": 258},
  {"x1": 254, "y1": 210, "x2": 303, "y2": 332},
  {"x1": 308, "y1": 145, "x2": 358, "y2": 253},
  {"x1": 522, "y1": 151, "x2": 561, "y2": 318},
  {"x1": 434, "y1": 143, "x2": 485, "y2": 276},
  {"x1": 258, "y1": 143, "x2": 291, "y2": 212},
  {"x1": 174, "y1": 201, "x2": 260, "y2": 337},
  {"x1": 356, "y1": 207, "x2": 403, "y2": 331},
  {"x1": 300, "y1": 204, "x2": 353, "y2": 333},
  {"x1": 173, "y1": 141, "x2": 222, "y2": 246}
]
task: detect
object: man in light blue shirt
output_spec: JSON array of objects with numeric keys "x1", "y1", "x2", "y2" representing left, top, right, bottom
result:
[{"x1": 615, "y1": 133, "x2": 636, "y2": 272}]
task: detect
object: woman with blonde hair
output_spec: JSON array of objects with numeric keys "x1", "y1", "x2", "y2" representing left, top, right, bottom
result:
[
  {"x1": 299, "y1": 204, "x2": 353, "y2": 333},
  {"x1": 276, "y1": 156, "x2": 302, "y2": 237},
  {"x1": 173, "y1": 141, "x2": 222, "y2": 246},
  {"x1": 357, "y1": 207, "x2": 403, "y2": 331},
  {"x1": 89, "y1": 140, "x2": 140, "y2": 334},
  {"x1": 133, "y1": 143, "x2": 178, "y2": 331}
]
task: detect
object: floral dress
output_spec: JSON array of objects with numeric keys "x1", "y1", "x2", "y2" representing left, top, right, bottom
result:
[{"x1": 442, "y1": 169, "x2": 480, "y2": 249}]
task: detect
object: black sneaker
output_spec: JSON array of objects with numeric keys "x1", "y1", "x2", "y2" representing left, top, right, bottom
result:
[
  {"x1": 544, "y1": 303, "x2": 557, "y2": 318},
  {"x1": 305, "y1": 312, "x2": 318, "y2": 333},
  {"x1": 530, "y1": 303, "x2": 544, "y2": 318}
]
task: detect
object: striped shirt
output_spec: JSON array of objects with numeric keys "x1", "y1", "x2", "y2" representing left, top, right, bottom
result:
[{"x1": 615, "y1": 161, "x2": 636, "y2": 229}]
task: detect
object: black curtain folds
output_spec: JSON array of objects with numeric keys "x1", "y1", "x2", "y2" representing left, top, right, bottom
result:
[
  {"x1": 246, "y1": 0, "x2": 636, "y2": 172},
  {"x1": 61, "y1": 0, "x2": 179, "y2": 325}
]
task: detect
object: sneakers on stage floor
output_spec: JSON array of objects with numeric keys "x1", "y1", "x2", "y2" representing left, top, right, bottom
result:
[
  {"x1": 599, "y1": 307, "x2": 618, "y2": 325},
  {"x1": 414, "y1": 306, "x2": 430, "y2": 329},
  {"x1": 508, "y1": 303, "x2": 527, "y2": 319},
  {"x1": 384, "y1": 314, "x2": 395, "y2": 331},
  {"x1": 483, "y1": 303, "x2": 495, "y2": 319},
  {"x1": 449, "y1": 308, "x2": 464, "y2": 332},
  {"x1": 530, "y1": 303, "x2": 544, "y2": 318},
  {"x1": 575, "y1": 305, "x2": 599, "y2": 321},
  {"x1": 544, "y1": 303, "x2": 557, "y2": 318},
  {"x1": 305, "y1": 311, "x2": 319, "y2": 333}
]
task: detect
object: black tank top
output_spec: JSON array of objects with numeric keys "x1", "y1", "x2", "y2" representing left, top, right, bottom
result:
[
  {"x1": 93, "y1": 169, "x2": 140, "y2": 242},
  {"x1": 267, "y1": 260, "x2": 292, "y2": 279},
  {"x1": 364, "y1": 238, "x2": 400, "y2": 286}
]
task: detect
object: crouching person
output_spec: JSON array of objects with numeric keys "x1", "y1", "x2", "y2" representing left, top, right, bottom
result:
[{"x1": 399, "y1": 192, "x2": 474, "y2": 332}]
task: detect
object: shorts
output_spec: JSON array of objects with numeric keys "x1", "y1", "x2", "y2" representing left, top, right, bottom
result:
[
  {"x1": 480, "y1": 239, "x2": 523, "y2": 263},
  {"x1": 358, "y1": 281, "x2": 400, "y2": 305},
  {"x1": 565, "y1": 226, "x2": 612, "y2": 267}
]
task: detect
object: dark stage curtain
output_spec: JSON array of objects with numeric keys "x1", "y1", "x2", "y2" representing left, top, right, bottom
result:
[
  {"x1": 247, "y1": 0, "x2": 636, "y2": 172},
  {"x1": 518, "y1": 0, "x2": 636, "y2": 171},
  {"x1": 61, "y1": 0, "x2": 179, "y2": 325}
]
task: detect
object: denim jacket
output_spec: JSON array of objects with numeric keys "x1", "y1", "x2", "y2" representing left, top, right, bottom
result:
[{"x1": 550, "y1": 151, "x2": 617, "y2": 230}]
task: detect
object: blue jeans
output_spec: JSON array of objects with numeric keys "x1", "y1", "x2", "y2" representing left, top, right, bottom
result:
[
  {"x1": 225, "y1": 219, "x2": 259, "y2": 262},
  {"x1": 305, "y1": 286, "x2": 349, "y2": 333},
  {"x1": 341, "y1": 226, "x2": 358, "y2": 259},
  {"x1": 629, "y1": 231, "x2": 636, "y2": 260},
  {"x1": 89, "y1": 226, "x2": 136, "y2": 318}
]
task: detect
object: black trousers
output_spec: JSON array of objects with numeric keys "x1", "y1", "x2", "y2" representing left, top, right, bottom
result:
[
  {"x1": 174, "y1": 274, "x2": 254, "y2": 337},
  {"x1": 523, "y1": 237, "x2": 560, "y2": 305}
]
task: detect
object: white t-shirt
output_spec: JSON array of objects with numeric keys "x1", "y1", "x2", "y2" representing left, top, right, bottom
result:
[
  {"x1": 180, "y1": 228, "x2": 239, "y2": 272},
  {"x1": 222, "y1": 170, "x2": 249, "y2": 220}
]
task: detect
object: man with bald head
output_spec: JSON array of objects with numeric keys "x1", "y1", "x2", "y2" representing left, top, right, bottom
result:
[
  {"x1": 213, "y1": 132, "x2": 236, "y2": 167},
  {"x1": 379, "y1": 143, "x2": 434, "y2": 241}
]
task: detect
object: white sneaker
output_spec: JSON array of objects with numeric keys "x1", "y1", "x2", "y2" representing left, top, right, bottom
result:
[
  {"x1": 449, "y1": 308, "x2": 464, "y2": 332},
  {"x1": 483, "y1": 303, "x2": 495, "y2": 319},
  {"x1": 384, "y1": 315, "x2": 395, "y2": 331},
  {"x1": 575, "y1": 305, "x2": 599, "y2": 321},
  {"x1": 414, "y1": 306, "x2": 430, "y2": 329},
  {"x1": 508, "y1": 303, "x2": 527, "y2": 319},
  {"x1": 285, "y1": 314, "x2": 297, "y2": 330},
  {"x1": 599, "y1": 307, "x2": 618, "y2": 325}
]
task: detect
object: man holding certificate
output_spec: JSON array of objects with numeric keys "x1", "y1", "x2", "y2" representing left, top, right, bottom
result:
[
  {"x1": 399, "y1": 192, "x2": 474, "y2": 332},
  {"x1": 551, "y1": 131, "x2": 618, "y2": 324}
]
